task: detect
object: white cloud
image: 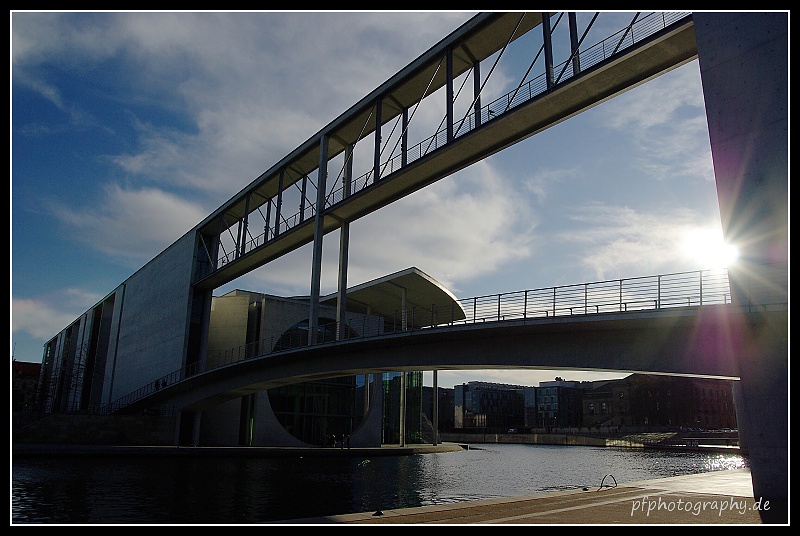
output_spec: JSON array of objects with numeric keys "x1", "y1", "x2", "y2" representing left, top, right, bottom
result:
[
  {"x1": 217, "y1": 160, "x2": 540, "y2": 298},
  {"x1": 49, "y1": 184, "x2": 208, "y2": 263},
  {"x1": 523, "y1": 166, "x2": 580, "y2": 203},
  {"x1": 346, "y1": 162, "x2": 537, "y2": 293},
  {"x1": 13, "y1": 12, "x2": 477, "y2": 217},
  {"x1": 603, "y1": 64, "x2": 705, "y2": 131},
  {"x1": 12, "y1": 288, "x2": 105, "y2": 340},
  {"x1": 601, "y1": 64, "x2": 714, "y2": 183},
  {"x1": 559, "y1": 203, "x2": 722, "y2": 280}
]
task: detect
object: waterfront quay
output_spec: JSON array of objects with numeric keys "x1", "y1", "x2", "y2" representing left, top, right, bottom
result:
[
  {"x1": 281, "y1": 469, "x2": 767, "y2": 525},
  {"x1": 14, "y1": 442, "x2": 774, "y2": 524}
]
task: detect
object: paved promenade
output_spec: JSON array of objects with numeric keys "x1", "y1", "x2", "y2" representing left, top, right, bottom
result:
[{"x1": 281, "y1": 469, "x2": 772, "y2": 525}]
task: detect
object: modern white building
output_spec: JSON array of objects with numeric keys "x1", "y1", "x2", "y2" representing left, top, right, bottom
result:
[{"x1": 36, "y1": 266, "x2": 464, "y2": 448}]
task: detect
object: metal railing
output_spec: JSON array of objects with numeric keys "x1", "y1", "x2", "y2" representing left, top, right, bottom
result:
[{"x1": 107, "y1": 265, "x2": 746, "y2": 412}]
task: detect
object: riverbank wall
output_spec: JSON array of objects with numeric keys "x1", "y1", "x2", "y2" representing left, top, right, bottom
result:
[{"x1": 438, "y1": 431, "x2": 741, "y2": 454}]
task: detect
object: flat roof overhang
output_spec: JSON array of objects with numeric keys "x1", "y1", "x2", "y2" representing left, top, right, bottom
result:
[{"x1": 320, "y1": 266, "x2": 466, "y2": 329}]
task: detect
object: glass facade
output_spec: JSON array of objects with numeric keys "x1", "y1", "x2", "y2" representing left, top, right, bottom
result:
[
  {"x1": 381, "y1": 371, "x2": 423, "y2": 444},
  {"x1": 269, "y1": 376, "x2": 361, "y2": 446}
]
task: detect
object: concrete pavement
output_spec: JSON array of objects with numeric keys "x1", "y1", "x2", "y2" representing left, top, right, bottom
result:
[{"x1": 279, "y1": 469, "x2": 774, "y2": 524}]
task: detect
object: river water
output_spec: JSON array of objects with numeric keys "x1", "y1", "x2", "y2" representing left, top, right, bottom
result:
[{"x1": 11, "y1": 443, "x2": 748, "y2": 524}]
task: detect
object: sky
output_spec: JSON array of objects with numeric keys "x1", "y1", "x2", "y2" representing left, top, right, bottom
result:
[{"x1": 10, "y1": 11, "x2": 740, "y2": 388}]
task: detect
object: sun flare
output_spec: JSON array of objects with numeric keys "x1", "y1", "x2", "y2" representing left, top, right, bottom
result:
[{"x1": 681, "y1": 227, "x2": 739, "y2": 269}]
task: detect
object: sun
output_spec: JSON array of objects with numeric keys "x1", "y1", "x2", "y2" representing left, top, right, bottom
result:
[{"x1": 681, "y1": 227, "x2": 739, "y2": 269}]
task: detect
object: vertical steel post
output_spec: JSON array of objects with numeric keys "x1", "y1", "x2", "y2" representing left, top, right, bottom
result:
[
  {"x1": 263, "y1": 197, "x2": 272, "y2": 242},
  {"x1": 542, "y1": 13, "x2": 555, "y2": 89},
  {"x1": 308, "y1": 135, "x2": 328, "y2": 345},
  {"x1": 657, "y1": 275, "x2": 662, "y2": 308},
  {"x1": 239, "y1": 194, "x2": 250, "y2": 257},
  {"x1": 401, "y1": 108, "x2": 408, "y2": 167},
  {"x1": 373, "y1": 97, "x2": 382, "y2": 183},
  {"x1": 235, "y1": 216, "x2": 243, "y2": 260},
  {"x1": 336, "y1": 145, "x2": 353, "y2": 341},
  {"x1": 432, "y1": 370, "x2": 439, "y2": 446},
  {"x1": 584, "y1": 283, "x2": 588, "y2": 314},
  {"x1": 699, "y1": 269, "x2": 704, "y2": 306},
  {"x1": 568, "y1": 12, "x2": 581, "y2": 75},
  {"x1": 446, "y1": 47, "x2": 454, "y2": 143},
  {"x1": 300, "y1": 175, "x2": 307, "y2": 219},
  {"x1": 274, "y1": 169, "x2": 284, "y2": 237},
  {"x1": 399, "y1": 371, "x2": 406, "y2": 447},
  {"x1": 524, "y1": 290, "x2": 528, "y2": 318},
  {"x1": 473, "y1": 60, "x2": 482, "y2": 127}
]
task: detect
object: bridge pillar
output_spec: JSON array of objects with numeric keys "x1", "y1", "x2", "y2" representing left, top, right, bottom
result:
[
  {"x1": 336, "y1": 145, "x2": 353, "y2": 341},
  {"x1": 308, "y1": 134, "x2": 329, "y2": 345},
  {"x1": 432, "y1": 370, "x2": 439, "y2": 446},
  {"x1": 694, "y1": 12, "x2": 788, "y2": 523},
  {"x1": 399, "y1": 372, "x2": 406, "y2": 447}
]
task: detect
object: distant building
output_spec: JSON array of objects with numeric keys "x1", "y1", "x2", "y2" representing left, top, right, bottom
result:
[
  {"x1": 535, "y1": 378, "x2": 583, "y2": 429},
  {"x1": 454, "y1": 381, "x2": 525, "y2": 432},
  {"x1": 580, "y1": 379, "x2": 618, "y2": 428},
  {"x1": 580, "y1": 374, "x2": 737, "y2": 430},
  {"x1": 453, "y1": 374, "x2": 737, "y2": 434},
  {"x1": 12, "y1": 360, "x2": 41, "y2": 412},
  {"x1": 422, "y1": 386, "x2": 455, "y2": 433},
  {"x1": 687, "y1": 377, "x2": 737, "y2": 430}
]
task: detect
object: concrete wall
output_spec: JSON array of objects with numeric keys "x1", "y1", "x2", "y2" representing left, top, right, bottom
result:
[
  {"x1": 206, "y1": 292, "x2": 251, "y2": 367},
  {"x1": 103, "y1": 231, "x2": 197, "y2": 403},
  {"x1": 198, "y1": 397, "x2": 243, "y2": 446}
]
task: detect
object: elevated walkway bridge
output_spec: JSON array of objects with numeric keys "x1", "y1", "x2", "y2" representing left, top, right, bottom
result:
[{"x1": 191, "y1": 12, "x2": 697, "y2": 291}]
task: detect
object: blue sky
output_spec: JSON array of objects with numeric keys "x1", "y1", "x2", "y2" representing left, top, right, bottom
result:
[{"x1": 11, "y1": 11, "x2": 738, "y2": 388}]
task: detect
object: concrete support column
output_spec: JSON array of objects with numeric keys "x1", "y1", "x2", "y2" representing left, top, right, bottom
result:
[
  {"x1": 363, "y1": 373, "x2": 370, "y2": 415},
  {"x1": 542, "y1": 13, "x2": 554, "y2": 89},
  {"x1": 336, "y1": 145, "x2": 353, "y2": 341},
  {"x1": 399, "y1": 371, "x2": 406, "y2": 447},
  {"x1": 432, "y1": 370, "x2": 439, "y2": 446},
  {"x1": 308, "y1": 135, "x2": 329, "y2": 345},
  {"x1": 693, "y1": 12, "x2": 788, "y2": 523},
  {"x1": 192, "y1": 411, "x2": 201, "y2": 446}
]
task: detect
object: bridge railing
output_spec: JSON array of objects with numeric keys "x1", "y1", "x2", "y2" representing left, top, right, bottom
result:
[
  {"x1": 322, "y1": 12, "x2": 691, "y2": 213},
  {"x1": 108, "y1": 265, "x2": 742, "y2": 412}
]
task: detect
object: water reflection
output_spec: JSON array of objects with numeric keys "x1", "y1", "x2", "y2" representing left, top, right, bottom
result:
[{"x1": 12, "y1": 444, "x2": 748, "y2": 524}]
